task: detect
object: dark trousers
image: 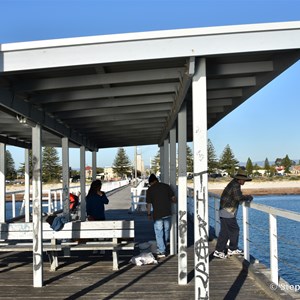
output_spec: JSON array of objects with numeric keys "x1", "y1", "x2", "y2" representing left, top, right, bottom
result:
[{"x1": 215, "y1": 217, "x2": 240, "y2": 252}]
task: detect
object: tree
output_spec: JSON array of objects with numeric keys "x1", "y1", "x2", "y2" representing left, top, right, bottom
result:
[
  {"x1": 245, "y1": 158, "x2": 253, "y2": 175},
  {"x1": 264, "y1": 158, "x2": 271, "y2": 176},
  {"x1": 151, "y1": 150, "x2": 160, "y2": 175},
  {"x1": 18, "y1": 149, "x2": 33, "y2": 178},
  {"x1": 282, "y1": 154, "x2": 292, "y2": 173},
  {"x1": 186, "y1": 145, "x2": 193, "y2": 173},
  {"x1": 5, "y1": 150, "x2": 16, "y2": 180},
  {"x1": 275, "y1": 158, "x2": 283, "y2": 167},
  {"x1": 219, "y1": 144, "x2": 239, "y2": 176},
  {"x1": 112, "y1": 147, "x2": 132, "y2": 178},
  {"x1": 208, "y1": 139, "x2": 218, "y2": 173},
  {"x1": 42, "y1": 147, "x2": 61, "y2": 182}
]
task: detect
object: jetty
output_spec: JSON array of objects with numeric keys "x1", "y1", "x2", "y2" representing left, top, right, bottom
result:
[{"x1": 0, "y1": 186, "x2": 294, "y2": 300}]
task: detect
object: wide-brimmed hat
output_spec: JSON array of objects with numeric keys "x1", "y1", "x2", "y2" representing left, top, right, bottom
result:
[{"x1": 233, "y1": 168, "x2": 252, "y2": 181}]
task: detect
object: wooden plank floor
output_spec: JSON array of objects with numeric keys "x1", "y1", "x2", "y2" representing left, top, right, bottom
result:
[{"x1": 0, "y1": 186, "x2": 278, "y2": 299}]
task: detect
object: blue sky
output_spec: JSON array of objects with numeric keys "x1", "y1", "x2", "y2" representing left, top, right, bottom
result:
[{"x1": 1, "y1": 0, "x2": 300, "y2": 169}]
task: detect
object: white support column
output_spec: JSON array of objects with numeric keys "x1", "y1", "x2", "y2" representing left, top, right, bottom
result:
[
  {"x1": 193, "y1": 58, "x2": 209, "y2": 300},
  {"x1": 92, "y1": 151, "x2": 97, "y2": 181},
  {"x1": 178, "y1": 103, "x2": 188, "y2": 285},
  {"x1": 32, "y1": 124, "x2": 43, "y2": 287},
  {"x1": 25, "y1": 149, "x2": 30, "y2": 222},
  {"x1": 243, "y1": 204, "x2": 250, "y2": 261},
  {"x1": 80, "y1": 146, "x2": 86, "y2": 221},
  {"x1": 163, "y1": 138, "x2": 169, "y2": 184},
  {"x1": 62, "y1": 137, "x2": 70, "y2": 221},
  {"x1": 159, "y1": 145, "x2": 164, "y2": 180},
  {"x1": 0, "y1": 143, "x2": 6, "y2": 223},
  {"x1": 270, "y1": 214, "x2": 279, "y2": 285},
  {"x1": 170, "y1": 125, "x2": 177, "y2": 255}
]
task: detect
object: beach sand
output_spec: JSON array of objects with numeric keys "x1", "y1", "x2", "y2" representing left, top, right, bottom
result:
[{"x1": 6, "y1": 179, "x2": 300, "y2": 196}]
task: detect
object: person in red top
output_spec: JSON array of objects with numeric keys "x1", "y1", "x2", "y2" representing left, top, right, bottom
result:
[{"x1": 146, "y1": 174, "x2": 176, "y2": 258}]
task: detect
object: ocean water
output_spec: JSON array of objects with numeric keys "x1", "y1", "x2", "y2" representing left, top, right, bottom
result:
[{"x1": 209, "y1": 195, "x2": 300, "y2": 286}]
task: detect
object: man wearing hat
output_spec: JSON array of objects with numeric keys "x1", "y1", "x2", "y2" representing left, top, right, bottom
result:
[
  {"x1": 213, "y1": 168, "x2": 253, "y2": 259},
  {"x1": 146, "y1": 174, "x2": 176, "y2": 258}
]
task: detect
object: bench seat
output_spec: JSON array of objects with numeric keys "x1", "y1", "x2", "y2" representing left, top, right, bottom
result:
[{"x1": 0, "y1": 220, "x2": 135, "y2": 271}]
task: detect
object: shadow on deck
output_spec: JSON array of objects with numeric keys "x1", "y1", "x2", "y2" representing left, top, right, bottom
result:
[{"x1": 0, "y1": 186, "x2": 291, "y2": 299}]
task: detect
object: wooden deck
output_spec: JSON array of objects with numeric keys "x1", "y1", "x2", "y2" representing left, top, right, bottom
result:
[{"x1": 0, "y1": 186, "x2": 290, "y2": 299}]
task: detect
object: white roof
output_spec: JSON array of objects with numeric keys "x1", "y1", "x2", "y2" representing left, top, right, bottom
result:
[{"x1": 0, "y1": 21, "x2": 300, "y2": 150}]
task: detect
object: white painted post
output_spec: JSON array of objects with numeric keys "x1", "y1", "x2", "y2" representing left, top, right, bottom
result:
[
  {"x1": 193, "y1": 57, "x2": 209, "y2": 300},
  {"x1": 25, "y1": 149, "x2": 30, "y2": 222},
  {"x1": 163, "y1": 138, "x2": 169, "y2": 184},
  {"x1": 12, "y1": 194, "x2": 16, "y2": 218},
  {"x1": 0, "y1": 143, "x2": 6, "y2": 223},
  {"x1": 92, "y1": 151, "x2": 97, "y2": 181},
  {"x1": 80, "y1": 146, "x2": 86, "y2": 221},
  {"x1": 32, "y1": 124, "x2": 43, "y2": 287},
  {"x1": 47, "y1": 190, "x2": 52, "y2": 213},
  {"x1": 178, "y1": 103, "x2": 187, "y2": 285},
  {"x1": 159, "y1": 145, "x2": 164, "y2": 181},
  {"x1": 170, "y1": 126, "x2": 177, "y2": 255},
  {"x1": 214, "y1": 198, "x2": 220, "y2": 236},
  {"x1": 62, "y1": 137, "x2": 70, "y2": 221},
  {"x1": 243, "y1": 204, "x2": 250, "y2": 262},
  {"x1": 270, "y1": 213, "x2": 279, "y2": 285}
]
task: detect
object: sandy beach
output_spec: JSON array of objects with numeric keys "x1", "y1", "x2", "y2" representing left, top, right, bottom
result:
[
  {"x1": 6, "y1": 179, "x2": 300, "y2": 196},
  {"x1": 208, "y1": 179, "x2": 300, "y2": 196}
]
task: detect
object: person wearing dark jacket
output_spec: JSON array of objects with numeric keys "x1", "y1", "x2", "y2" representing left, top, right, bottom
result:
[
  {"x1": 86, "y1": 180, "x2": 109, "y2": 221},
  {"x1": 146, "y1": 174, "x2": 176, "y2": 258},
  {"x1": 213, "y1": 168, "x2": 253, "y2": 259}
]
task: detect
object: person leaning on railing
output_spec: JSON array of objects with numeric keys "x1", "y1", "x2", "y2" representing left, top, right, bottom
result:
[{"x1": 213, "y1": 168, "x2": 253, "y2": 259}]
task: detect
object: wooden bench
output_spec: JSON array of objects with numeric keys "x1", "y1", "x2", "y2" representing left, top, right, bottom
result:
[{"x1": 0, "y1": 220, "x2": 135, "y2": 271}]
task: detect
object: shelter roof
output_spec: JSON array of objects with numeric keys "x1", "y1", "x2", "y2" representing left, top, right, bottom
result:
[{"x1": 1, "y1": 21, "x2": 300, "y2": 151}]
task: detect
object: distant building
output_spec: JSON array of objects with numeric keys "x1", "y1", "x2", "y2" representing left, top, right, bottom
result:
[
  {"x1": 136, "y1": 153, "x2": 145, "y2": 174},
  {"x1": 290, "y1": 165, "x2": 300, "y2": 175},
  {"x1": 85, "y1": 166, "x2": 92, "y2": 179},
  {"x1": 103, "y1": 167, "x2": 115, "y2": 181}
]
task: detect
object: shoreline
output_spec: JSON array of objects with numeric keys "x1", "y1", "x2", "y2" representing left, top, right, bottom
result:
[
  {"x1": 208, "y1": 179, "x2": 300, "y2": 196},
  {"x1": 6, "y1": 179, "x2": 300, "y2": 197}
]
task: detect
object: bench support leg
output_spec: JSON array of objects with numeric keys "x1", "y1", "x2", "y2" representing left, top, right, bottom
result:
[
  {"x1": 112, "y1": 250, "x2": 119, "y2": 270},
  {"x1": 47, "y1": 251, "x2": 58, "y2": 272}
]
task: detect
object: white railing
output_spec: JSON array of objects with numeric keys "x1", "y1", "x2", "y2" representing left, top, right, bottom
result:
[
  {"x1": 6, "y1": 180, "x2": 129, "y2": 221},
  {"x1": 130, "y1": 180, "x2": 148, "y2": 212},
  {"x1": 206, "y1": 191, "x2": 300, "y2": 286}
]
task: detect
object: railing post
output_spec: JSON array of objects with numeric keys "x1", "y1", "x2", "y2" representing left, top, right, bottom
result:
[
  {"x1": 242, "y1": 203, "x2": 250, "y2": 262},
  {"x1": 53, "y1": 191, "x2": 58, "y2": 211},
  {"x1": 12, "y1": 194, "x2": 16, "y2": 218},
  {"x1": 47, "y1": 190, "x2": 52, "y2": 213},
  {"x1": 269, "y1": 213, "x2": 279, "y2": 285},
  {"x1": 214, "y1": 198, "x2": 220, "y2": 237}
]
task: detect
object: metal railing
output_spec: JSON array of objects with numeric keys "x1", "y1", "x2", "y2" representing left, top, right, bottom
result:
[
  {"x1": 206, "y1": 191, "x2": 300, "y2": 286},
  {"x1": 130, "y1": 180, "x2": 148, "y2": 212},
  {"x1": 6, "y1": 180, "x2": 129, "y2": 222}
]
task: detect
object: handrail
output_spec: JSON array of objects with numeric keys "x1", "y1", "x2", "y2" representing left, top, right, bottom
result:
[
  {"x1": 207, "y1": 191, "x2": 300, "y2": 287},
  {"x1": 130, "y1": 180, "x2": 147, "y2": 212},
  {"x1": 5, "y1": 180, "x2": 129, "y2": 222}
]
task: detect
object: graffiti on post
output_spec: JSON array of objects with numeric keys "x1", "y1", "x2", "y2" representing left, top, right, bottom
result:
[{"x1": 194, "y1": 174, "x2": 209, "y2": 300}]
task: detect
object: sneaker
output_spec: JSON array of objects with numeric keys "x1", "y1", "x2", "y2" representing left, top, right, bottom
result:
[
  {"x1": 157, "y1": 252, "x2": 166, "y2": 258},
  {"x1": 228, "y1": 249, "x2": 244, "y2": 256},
  {"x1": 213, "y1": 250, "x2": 227, "y2": 259}
]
